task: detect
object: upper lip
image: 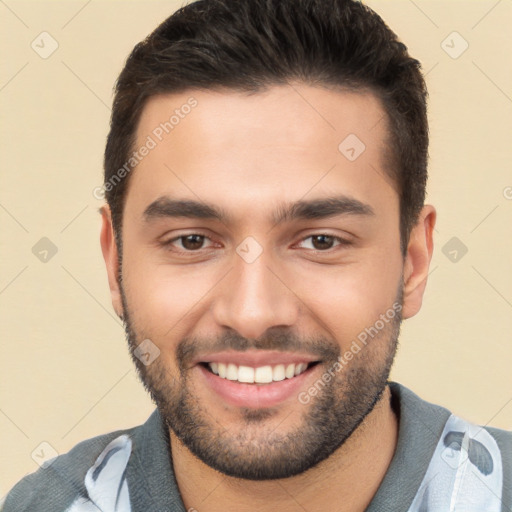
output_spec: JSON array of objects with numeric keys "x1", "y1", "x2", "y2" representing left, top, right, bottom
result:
[{"x1": 194, "y1": 350, "x2": 321, "y2": 367}]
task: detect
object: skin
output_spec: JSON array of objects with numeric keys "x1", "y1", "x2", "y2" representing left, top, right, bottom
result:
[{"x1": 100, "y1": 83, "x2": 435, "y2": 511}]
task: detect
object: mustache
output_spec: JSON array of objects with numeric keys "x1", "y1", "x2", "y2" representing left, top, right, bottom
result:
[{"x1": 176, "y1": 328, "x2": 341, "y2": 370}]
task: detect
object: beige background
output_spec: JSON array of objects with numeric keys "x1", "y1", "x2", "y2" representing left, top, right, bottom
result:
[{"x1": 0, "y1": 0, "x2": 511, "y2": 498}]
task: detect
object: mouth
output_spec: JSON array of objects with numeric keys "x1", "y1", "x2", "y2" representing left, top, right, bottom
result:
[
  {"x1": 195, "y1": 352, "x2": 323, "y2": 408},
  {"x1": 200, "y1": 361, "x2": 320, "y2": 384}
]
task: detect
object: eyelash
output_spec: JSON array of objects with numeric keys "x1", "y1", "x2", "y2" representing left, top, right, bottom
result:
[{"x1": 160, "y1": 233, "x2": 352, "y2": 254}]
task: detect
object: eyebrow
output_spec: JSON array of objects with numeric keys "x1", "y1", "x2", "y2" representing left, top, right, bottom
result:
[{"x1": 143, "y1": 195, "x2": 375, "y2": 225}]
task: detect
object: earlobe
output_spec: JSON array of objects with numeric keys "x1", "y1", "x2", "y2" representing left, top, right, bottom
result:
[
  {"x1": 402, "y1": 205, "x2": 436, "y2": 319},
  {"x1": 99, "y1": 205, "x2": 124, "y2": 320}
]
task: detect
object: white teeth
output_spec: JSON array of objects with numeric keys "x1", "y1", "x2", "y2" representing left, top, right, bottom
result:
[
  {"x1": 272, "y1": 364, "x2": 286, "y2": 381},
  {"x1": 207, "y1": 361, "x2": 311, "y2": 383},
  {"x1": 226, "y1": 363, "x2": 238, "y2": 380},
  {"x1": 255, "y1": 365, "x2": 273, "y2": 383},
  {"x1": 295, "y1": 363, "x2": 307, "y2": 376},
  {"x1": 285, "y1": 363, "x2": 295, "y2": 379},
  {"x1": 238, "y1": 365, "x2": 255, "y2": 383}
]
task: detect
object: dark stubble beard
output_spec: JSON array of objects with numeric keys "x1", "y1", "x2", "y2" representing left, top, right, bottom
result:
[{"x1": 120, "y1": 283, "x2": 402, "y2": 481}]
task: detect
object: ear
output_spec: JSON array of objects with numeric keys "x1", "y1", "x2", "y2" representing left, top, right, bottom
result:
[
  {"x1": 99, "y1": 205, "x2": 124, "y2": 320},
  {"x1": 402, "y1": 205, "x2": 436, "y2": 319}
]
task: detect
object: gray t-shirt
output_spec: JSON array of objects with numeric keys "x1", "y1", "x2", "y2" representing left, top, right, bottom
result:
[{"x1": 3, "y1": 382, "x2": 511, "y2": 511}]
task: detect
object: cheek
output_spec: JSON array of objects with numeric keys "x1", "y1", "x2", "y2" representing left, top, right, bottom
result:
[
  {"x1": 285, "y1": 250, "x2": 402, "y2": 348},
  {"x1": 121, "y1": 251, "x2": 218, "y2": 338}
]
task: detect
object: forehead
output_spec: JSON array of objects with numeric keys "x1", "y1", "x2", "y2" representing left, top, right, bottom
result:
[{"x1": 125, "y1": 84, "x2": 396, "y2": 224}]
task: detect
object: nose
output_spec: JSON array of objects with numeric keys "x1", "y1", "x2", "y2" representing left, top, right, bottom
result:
[{"x1": 211, "y1": 249, "x2": 299, "y2": 340}]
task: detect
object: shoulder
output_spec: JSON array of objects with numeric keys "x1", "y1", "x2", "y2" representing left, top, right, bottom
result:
[
  {"x1": 2, "y1": 425, "x2": 139, "y2": 512},
  {"x1": 485, "y1": 423, "x2": 512, "y2": 446},
  {"x1": 388, "y1": 381, "x2": 512, "y2": 510},
  {"x1": 390, "y1": 381, "x2": 512, "y2": 438},
  {"x1": 389, "y1": 380, "x2": 511, "y2": 456},
  {"x1": 485, "y1": 424, "x2": 512, "y2": 507}
]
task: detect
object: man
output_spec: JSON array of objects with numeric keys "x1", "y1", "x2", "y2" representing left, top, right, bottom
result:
[{"x1": 3, "y1": 0, "x2": 510, "y2": 510}]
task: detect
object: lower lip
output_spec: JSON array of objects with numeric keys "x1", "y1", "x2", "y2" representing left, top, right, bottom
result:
[{"x1": 197, "y1": 364, "x2": 318, "y2": 408}]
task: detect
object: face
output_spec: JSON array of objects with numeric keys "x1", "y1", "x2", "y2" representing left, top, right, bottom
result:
[{"x1": 103, "y1": 84, "x2": 428, "y2": 480}]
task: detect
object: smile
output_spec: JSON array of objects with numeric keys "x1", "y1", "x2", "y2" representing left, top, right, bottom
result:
[{"x1": 204, "y1": 362, "x2": 316, "y2": 384}]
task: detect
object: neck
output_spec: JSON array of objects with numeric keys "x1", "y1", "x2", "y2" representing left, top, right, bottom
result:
[{"x1": 170, "y1": 385, "x2": 398, "y2": 512}]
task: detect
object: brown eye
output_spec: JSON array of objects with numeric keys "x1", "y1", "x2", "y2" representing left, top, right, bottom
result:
[
  {"x1": 297, "y1": 234, "x2": 350, "y2": 252},
  {"x1": 310, "y1": 235, "x2": 335, "y2": 250},
  {"x1": 161, "y1": 233, "x2": 217, "y2": 254},
  {"x1": 180, "y1": 234, "x2": 206, "y2": 250}
]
